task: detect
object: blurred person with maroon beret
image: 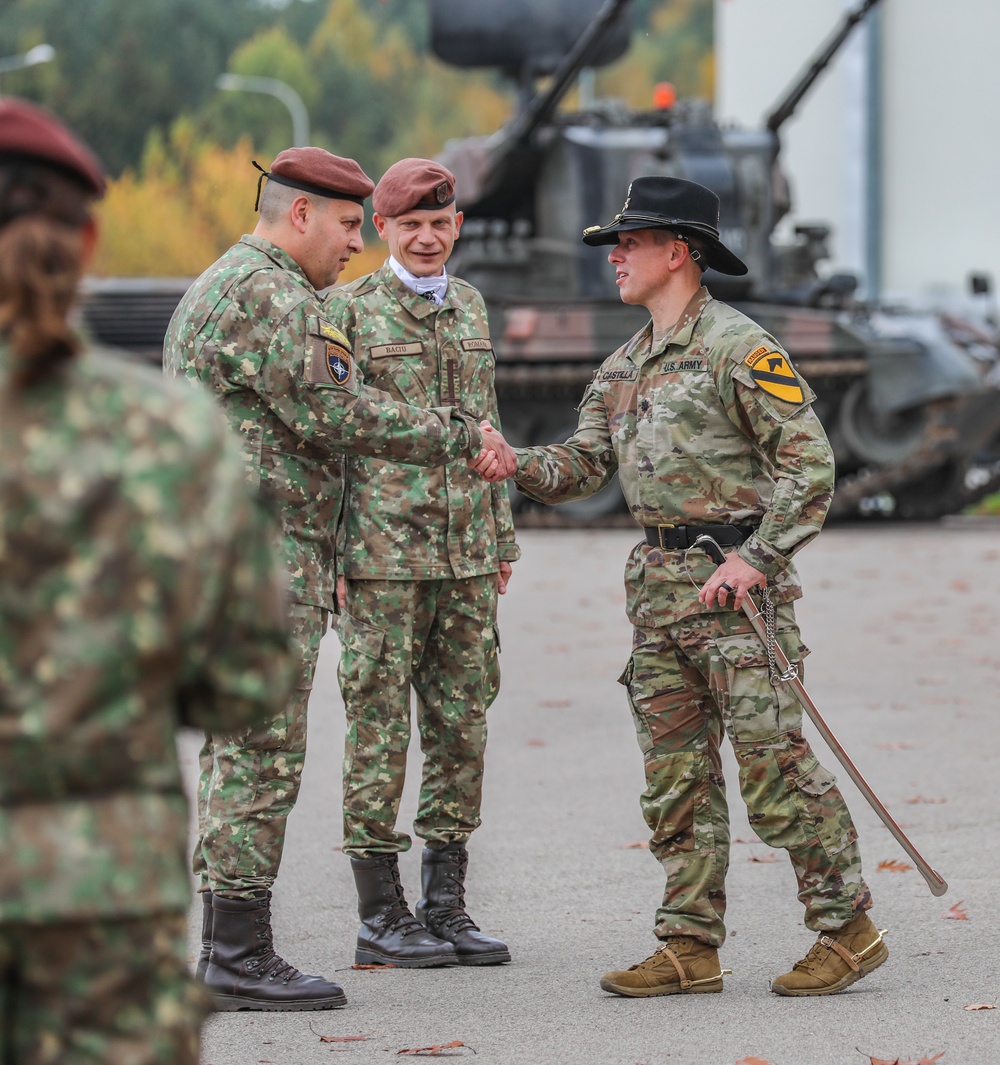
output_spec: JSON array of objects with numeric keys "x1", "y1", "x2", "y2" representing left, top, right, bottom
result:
[{"x1": 0, "y1": 98, "x2": 298, "y2": 1062}]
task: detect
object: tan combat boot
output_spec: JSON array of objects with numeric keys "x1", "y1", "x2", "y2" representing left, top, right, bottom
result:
[
  {"x1": 771, "y1": 912, "x2": 888, "y2": 997},
  {"x1": 599, "y1": 936, "x2": 728, "y2": 998}
]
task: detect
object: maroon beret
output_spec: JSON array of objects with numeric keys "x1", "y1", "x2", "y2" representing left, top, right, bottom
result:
[
  {"x1": 253, "y1": 147, "x2": 374, "y2": 210},
  {"x1": 0, "y1": 98, "x2": 104, "y2": 197},
  {"x1": 372, "y1": 158, "x2": 456, "y2": 218}
]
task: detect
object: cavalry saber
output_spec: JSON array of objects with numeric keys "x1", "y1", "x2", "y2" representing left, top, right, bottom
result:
[{"x1": 693, "y1": 534, "x2": 949, "y2": 898}]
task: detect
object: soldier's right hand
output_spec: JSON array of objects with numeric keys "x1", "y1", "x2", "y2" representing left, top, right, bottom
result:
[{"x1": 468, "y1": 421, "x2": 517, "y2": 481}]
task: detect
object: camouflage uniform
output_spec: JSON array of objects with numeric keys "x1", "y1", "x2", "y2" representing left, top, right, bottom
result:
[
  {"x1": 326, "y1": 263, "x2": 519, "y2": 857},
  {"x1": 514, "y1": 287, "x2": 870, "y2": 947},
  {"x1": 164, "y1": 236, "x2": 482, "y2": 896},
  {"x1": 0, "y1": 343, "x2": 294, "y2": 1063}
]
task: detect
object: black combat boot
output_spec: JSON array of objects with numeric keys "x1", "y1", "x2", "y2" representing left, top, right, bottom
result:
[
  {"x1": 351, "y1": 854, "x2": 458, "y2": 967},
  {"x1": 204, "y1": 892, "x2": 346, "y2": 1011},
  {"x1": 195, "y1": 890, "x2": 213, "y2": 980},
  {"x1": 415, "y1": 843, "x2": 511, "y2": 965}
]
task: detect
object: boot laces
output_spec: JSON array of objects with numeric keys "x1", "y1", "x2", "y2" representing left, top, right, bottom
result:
[
  {"x1": 248, "y1": 914, "x2": 301, "y2": 982},
  {"x1": 380, "y1": 873, "x2": 427, "y2": 938},
  {"x1": 794, "y1": 939, "x2": 831, "y2": 973}
]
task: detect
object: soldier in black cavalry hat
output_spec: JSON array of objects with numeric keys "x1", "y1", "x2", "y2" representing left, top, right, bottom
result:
[{"x1": 472, "y1": 174, "x2": 887, "y2": 1000}]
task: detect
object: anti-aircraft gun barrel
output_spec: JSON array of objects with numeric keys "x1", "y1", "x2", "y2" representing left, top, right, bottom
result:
[
  {"x1": 766, "y1": 0, "x2": 883, "y2": 134},
  {"x1": 504, "y1": 0, "x2": 632, "y2": 146}
]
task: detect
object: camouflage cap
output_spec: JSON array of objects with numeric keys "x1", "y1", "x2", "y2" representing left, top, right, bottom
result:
[
  {"x1": 252, "y1": 147, "x2": 374, "y2": 210},
  {"x1": 373, "y1": 158, "x2": 456, "y2": 217},
  {"x1": 0, "y1": 97, "x2": 105, "y2": 197}
]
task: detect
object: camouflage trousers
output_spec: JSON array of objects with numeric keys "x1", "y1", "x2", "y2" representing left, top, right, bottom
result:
[
  {"x1": 0, "y1": 912, "x2": 209, "y2": 1065},
  {"x1": 193, "y1": 604, "x2": 329, "y2": 897},
  {"x1": 620, "y1": 603, "x2": 871, "y2": 948},
  {"x1": 338, "y1": 576, "x2": 499, "y2": 858}
]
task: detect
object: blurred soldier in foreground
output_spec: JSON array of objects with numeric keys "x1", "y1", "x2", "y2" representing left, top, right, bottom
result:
[
  {"x1": 165, "y1": 148, "x2": 493, "y2": 1007},
  {"x1": 326, "y1": 159, "x2": 518, "y2": 968},
  {"x1": 472, "y1": 176, "x2": 886, "y2": 998},
  {"x1": 0, "y1": 99, "x2": 295, "y2": 1063}
]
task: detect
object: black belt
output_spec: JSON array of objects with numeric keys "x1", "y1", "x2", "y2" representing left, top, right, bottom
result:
[{"x1": 643, "y1": 524, "x2": 757, "y2": 550}]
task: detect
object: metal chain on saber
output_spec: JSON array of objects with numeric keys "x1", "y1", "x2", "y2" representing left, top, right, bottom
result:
[
  {"x1": 760, "y1": 582, "x2": 798, "y2": 684},
  {"x1": 686, "y1": 532, "x2": 949, "y2": 898}
]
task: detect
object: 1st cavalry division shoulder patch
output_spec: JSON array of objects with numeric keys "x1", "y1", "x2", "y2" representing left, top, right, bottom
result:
[
  {"x1": 327, "y1": 343, "x2": 352, "y2": 385},
  {"x1": 744, "y1": 345, "x2": 804, "y2": 404}
]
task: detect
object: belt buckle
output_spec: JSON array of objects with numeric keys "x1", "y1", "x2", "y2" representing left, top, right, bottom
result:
[{"x1": 656, "y1": 523, "x2": 675, "y2": 549}]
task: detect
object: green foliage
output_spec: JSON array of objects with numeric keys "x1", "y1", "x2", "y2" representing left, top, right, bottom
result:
[
  {"x1": 0, "y1": 0, "x2": 267, "y2": 174},
  {"x1": 7, "y1": 0, "x2": 714, "y2": 275}
]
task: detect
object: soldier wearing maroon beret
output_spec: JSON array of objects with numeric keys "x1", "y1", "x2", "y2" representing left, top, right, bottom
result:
[
  {"x1": 165, "y1": 147, "x2": 493, "y2": 1009},
  {"x1": 0, "y1": 98, "x2": 299, "y2": 1063},
  {"x1": 326, "y1": 157, "x2": 519, "y2": 968}
]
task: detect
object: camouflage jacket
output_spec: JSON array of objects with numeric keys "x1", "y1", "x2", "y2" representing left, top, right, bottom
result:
[
  {"x1": 0, "y1": 343, "x2": 294, "y2": 923},
  {"x1": 163, "y1": 236, "x2": 484, "y2": 607},
  {"x1": 327, "y1": 263, "x2": 519, "y2": 579},
  {"x1": 514, "y1": 288, "x2": 835, "y2": 627}
]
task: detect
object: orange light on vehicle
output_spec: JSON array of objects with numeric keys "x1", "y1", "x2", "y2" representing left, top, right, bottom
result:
[{"x1": 653, "y1": 82, "x2": 677, "y2": 110}]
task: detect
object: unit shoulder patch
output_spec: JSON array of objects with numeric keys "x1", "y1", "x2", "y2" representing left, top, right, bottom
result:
[
  {"x1": 315, "y1": 317, "x2": 349, "y2": 348},
  {"x1": 326, "y1": 345, "x2": 352, "y2": 385},
  {"x1": 744, "y1": 347, "x2": 804, "y2": 404}
]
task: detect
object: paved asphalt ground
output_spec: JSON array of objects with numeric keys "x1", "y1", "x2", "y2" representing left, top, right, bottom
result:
[{"x1": 184, "y1": 521, "x2": 1000, "y2": 1065}]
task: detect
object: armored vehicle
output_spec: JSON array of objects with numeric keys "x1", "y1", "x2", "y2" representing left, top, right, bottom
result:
[{"x1": 428, "y1": 0, "x2": 1000, "y2": 521}]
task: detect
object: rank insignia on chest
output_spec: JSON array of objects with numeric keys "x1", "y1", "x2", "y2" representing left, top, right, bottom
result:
[
  {"x1": 326, "y1": 344, "x2": 352, "y2": 385},
  {"x1": 745, "y1": 347, "x2": 804, "y2": 404}
]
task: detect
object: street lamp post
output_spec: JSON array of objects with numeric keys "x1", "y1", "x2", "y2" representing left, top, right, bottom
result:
[
  {"x1": 215, "y1": 74, "x2": 310, "y2": 147},
  {"x1": 0, "y1": 44, "x2": 56, "y2": 95}
]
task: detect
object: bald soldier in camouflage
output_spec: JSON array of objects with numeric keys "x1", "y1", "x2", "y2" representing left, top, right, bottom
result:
[
  {"x1": 165, "y1": 148, "x2": 490, "y2": 1008},
  {"x1": 0, "y1": 99, "x2": 294, "y2": 1064},
  {"x1": 474, "y1": 176, "x2": 887, "y2": 998},
  {"x1": 325, "y1": 159, "x2": 517, "y2": 967}
]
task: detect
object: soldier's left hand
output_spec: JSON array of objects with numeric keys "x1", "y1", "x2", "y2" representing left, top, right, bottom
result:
[{"x1": 700, "y1": 553, "x2": 765, "y2": 611}]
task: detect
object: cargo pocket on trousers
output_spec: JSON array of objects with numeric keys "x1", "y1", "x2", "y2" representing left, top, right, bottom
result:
[
  {"x1": 716, "y1": 629, "x2": 804, "y2": 745},
  {"x1": 618, "y1": 656, "x2": 654, "y2": 756},
  {"x1": 337, "y1": 612, "x2": 387, "y2": 698},
  {"x1": 484, "y1": 624, "x2": 501, "y2": 709},
  {"x1": 792, "y1": 752, "x2": 858, "y2": 855}
]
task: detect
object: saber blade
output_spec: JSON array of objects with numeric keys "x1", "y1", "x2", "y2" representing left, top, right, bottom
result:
[{"x1": 693, "y1": 534, "x2": 948, "y2": 897}]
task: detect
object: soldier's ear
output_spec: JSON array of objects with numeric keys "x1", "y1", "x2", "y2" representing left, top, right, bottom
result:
[{"x1": 289, "y1": 194, "x2": 311, "y2": 234}]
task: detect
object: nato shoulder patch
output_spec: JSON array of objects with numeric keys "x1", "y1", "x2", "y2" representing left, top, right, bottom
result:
[
  {"x1": 326, "y1": 344, "x2": 352, "y2": 385},
  {"x1": 745, "y1": 348, "x2": 804, "y2": 404}
]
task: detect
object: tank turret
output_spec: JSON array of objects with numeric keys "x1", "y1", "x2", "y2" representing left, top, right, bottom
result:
[{"x1": 429, "y1": 0, "x2": 1000, "y2": 522}]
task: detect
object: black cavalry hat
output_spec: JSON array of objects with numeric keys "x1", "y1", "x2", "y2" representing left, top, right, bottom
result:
[{"x1": 582, "y1": 175, "x2": 748, "y2": 276}]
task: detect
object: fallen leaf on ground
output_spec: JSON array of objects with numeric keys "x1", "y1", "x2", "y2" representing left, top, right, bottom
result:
[
  {"x1": 351, "y1": 963, "x2": 398, "y2": 970},
  {"x1": 734, "y1": 1058, "x2": 774, "y2": 1064},
  {"x1": 621, "y1": 841, "x2": 649, "y2": 849},
  {"x1": 942, "y1": 902, "x2": 969, "y2": 921},
  {"x1": 877, "y1": 859, "x2": 914, "y2": 873},
  {"x1": 525, "y1": 738, "x2": 547, "y2": 747},
  {"x1": 963, "y1": 1003, "x2": 996, "y2": 1011},
  {"x1": 905, "y1": 796, "x2": 947, "y2": 804},
  {"x1": 318, "y1": 1034, "x2": 372, "y2": 1043},
  {"x1": 747, "y1": 853, "x2": 777, "y2": 863},
  {"x1": 397, "y1": 1041, "x2": 470, "y2": 1056}
]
